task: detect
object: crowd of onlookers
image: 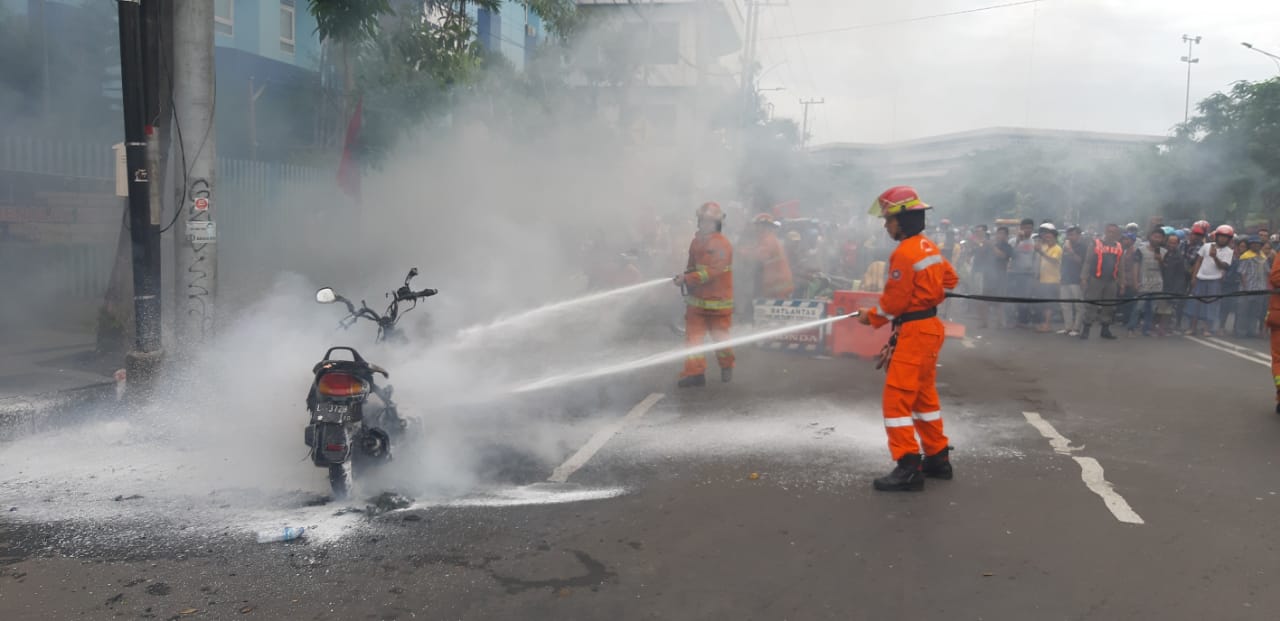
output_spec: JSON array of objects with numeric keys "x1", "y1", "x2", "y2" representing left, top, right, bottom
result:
[
  {"x1": 580, "y1": 206, "x2": 1275, "y2": 342},
  {"x1": 944, "y1": 218, "x2": 1275, "y2": 339}
]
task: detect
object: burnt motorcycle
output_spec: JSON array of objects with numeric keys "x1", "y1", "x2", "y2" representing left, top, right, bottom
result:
[{"x1": 306, "y1": 268, "x2": 437, "y2": 499}]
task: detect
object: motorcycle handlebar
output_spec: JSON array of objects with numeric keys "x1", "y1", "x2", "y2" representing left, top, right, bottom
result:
[{"x1": 395, "y1": 286, "x2": 438, "y2": 301}]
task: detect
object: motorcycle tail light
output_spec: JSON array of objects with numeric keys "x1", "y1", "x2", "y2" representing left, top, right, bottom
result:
[{"x1": 317, "y1": 372, "x2": 369, "y2": 398}]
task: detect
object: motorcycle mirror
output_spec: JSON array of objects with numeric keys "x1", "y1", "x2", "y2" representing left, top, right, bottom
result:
[
  {"x1": 315, "y1": 287, "x2": 338, "y2": 304},
  {"x1": 405, "y1": 267, "x2": 419, "y2": 283}
]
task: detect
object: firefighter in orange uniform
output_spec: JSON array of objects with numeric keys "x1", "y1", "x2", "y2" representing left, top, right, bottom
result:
[
  {"x1": 856, "y1": 186, "x2": 959, "y2": 491},
  {"x1": 1268, "y1": 249, "x2": 1280, "y2": 414},
  {"x1": 742, "y1": 213, "x2": 795, "y2": 299},
  {"x1": 673, "y1": 202, "x2": 735, "y2": 388}
]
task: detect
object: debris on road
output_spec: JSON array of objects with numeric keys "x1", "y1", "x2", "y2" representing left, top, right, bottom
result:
[
  {"x1": 113, "y1": 494, "x2": 143, "y2": 501},
  {"x1": 365, "y1": 492, "x2": 413, "y2": 517},
  {"x1": 748, "y1": 472, "x2": 761, "y2": 480},
  {"x1": 255, "y1": 527, "x2": 306, "y2": 544}
]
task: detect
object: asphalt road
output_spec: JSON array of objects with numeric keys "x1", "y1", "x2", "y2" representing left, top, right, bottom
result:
[{"x1": 3, "y1": 324, "x2": 1280, "y2": 620}]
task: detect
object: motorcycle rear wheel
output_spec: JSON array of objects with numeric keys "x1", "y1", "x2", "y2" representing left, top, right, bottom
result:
[{"x1": 328, "y1": 462, "x2": 353, "y2": 500}]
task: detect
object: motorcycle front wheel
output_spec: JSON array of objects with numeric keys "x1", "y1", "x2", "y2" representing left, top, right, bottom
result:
[{"x1": 328, "y1": 462, "x2": 353, "y2": 500}]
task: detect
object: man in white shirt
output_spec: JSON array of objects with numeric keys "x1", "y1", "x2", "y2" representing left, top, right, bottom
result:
[{"x1": 1189, "y1": 224, "x2": 1236, "y2": 337}]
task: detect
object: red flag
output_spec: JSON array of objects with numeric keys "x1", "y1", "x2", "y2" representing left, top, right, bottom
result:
[{"x1": 336, "y1": 98, "x2": 362, "y2": 202}]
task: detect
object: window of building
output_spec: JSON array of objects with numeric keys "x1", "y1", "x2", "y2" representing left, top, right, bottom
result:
[
  {"x1": 280, "y1": 0, "x2": 296, "y2": 54},
  {"x1": 214, "y1": 0, "x2": 233, "y2": 36},
  {"x1": 647, "y1": 22, "x2": 679, "y2": 65}
]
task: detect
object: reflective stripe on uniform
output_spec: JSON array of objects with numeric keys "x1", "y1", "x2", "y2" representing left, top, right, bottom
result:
[
  {"x1": 912, "y1": 411, "x2": 942, "y2": 422},
  {"x1": 1273, "y1": 375, "x2": 1280, "y2": 387},
  {"x1": 687, "y1": 296, "x2": 735, "y2": 310},
  {"x1": 884, "y1": 417, "x2": 915, "y2": 428},
  {"x1": 875, "y1": 305, "x2": 895, "y2": 320},
  {"x1": 687, "y1": 354, "x2": 706, "y2": 361},
  {"x1": 913, "y1": 254, "x2": 943, "y2": 271}
]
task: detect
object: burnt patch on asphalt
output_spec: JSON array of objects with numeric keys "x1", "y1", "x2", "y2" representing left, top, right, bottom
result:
[{"x1": 487, "y1": 549, "x2": 616, "y2": 595}]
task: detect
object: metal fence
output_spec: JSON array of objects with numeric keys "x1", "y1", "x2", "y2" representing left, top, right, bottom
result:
[{"x1": 0, "y1": 136, "x2": 327, "y2": 305}]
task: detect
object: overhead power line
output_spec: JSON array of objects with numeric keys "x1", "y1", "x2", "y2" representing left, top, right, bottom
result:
[{"x1": 763, "y1": 0, "x2": 1049, "y2": 41}]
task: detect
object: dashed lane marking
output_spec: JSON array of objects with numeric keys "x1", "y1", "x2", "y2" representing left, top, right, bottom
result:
[
  {"x1": 547, "y1": 392, "x2": 665, "y2": 483},
  {"x1": 1022, "y1": 411, "x2": 1145, "y2": 525},
  {"x1": 1185, "y1": 336, "x2": 1269, "y2": 367}
]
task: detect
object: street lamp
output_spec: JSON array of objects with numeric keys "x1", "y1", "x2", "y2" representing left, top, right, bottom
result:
[
  {"x1": 1241, "y1": 41, "x2": 1280, "y2": 73},
  {"x1": 1180, "y1": 34, "x2": 1201, "y2": 123}
]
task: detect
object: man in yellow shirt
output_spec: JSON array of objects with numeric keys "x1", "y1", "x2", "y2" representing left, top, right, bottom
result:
[{"x1": 1035, "y1": 224, "x2": 1063, "y2": 332}]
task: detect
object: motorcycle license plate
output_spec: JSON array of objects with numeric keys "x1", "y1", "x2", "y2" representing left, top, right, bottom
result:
[{"x1": 316, "y1": 403, "x2": 349, "y2": 416}]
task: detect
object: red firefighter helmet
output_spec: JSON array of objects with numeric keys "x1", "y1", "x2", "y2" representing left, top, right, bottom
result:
[
  {"x1": 696, "y1": 201, "x2": 725, "y2": 222},
  {"x1": 870, "y1": 186, "x2": 931, "y2": 218},
  {"x1": 752, "y1": 213, "x2": 780, "y2": 226}
]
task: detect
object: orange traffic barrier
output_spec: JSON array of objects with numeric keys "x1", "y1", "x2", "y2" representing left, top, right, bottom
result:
[{"x1": 827, "y1": 291, "x2": 964, "y2": 359}]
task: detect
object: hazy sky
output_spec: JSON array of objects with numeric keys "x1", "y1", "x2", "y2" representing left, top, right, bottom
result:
[{"x1": 750, "y1": 0, "x2": 1280, "y2": 144}]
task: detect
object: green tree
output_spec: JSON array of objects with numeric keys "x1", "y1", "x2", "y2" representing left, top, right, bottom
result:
[{"x1": 303, "y1": 0, "x2": 578, "y2": 158}]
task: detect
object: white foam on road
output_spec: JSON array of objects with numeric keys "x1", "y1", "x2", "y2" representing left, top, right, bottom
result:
[
  {"x1": 0, "y1": 416, "x2": 632, "y2": 547},
  {"x1": 429, "y1": 483, "x2": 628, "y2": 508},
  {"x1": 606, "y1": 398, "x2": 1030, "y2": 467},
  {"x1": 1022, "y1": 411, "x2": 1144, "y2": 525}
]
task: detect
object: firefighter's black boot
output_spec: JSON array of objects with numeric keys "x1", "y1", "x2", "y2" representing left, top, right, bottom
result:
[
  {"x1": 677, "y1": 374, "x2": 706, "y2": 388},
  {"x1": 922, "y1": 446, "x2": 953, "y2": 480},
  {"x1": 1079, "y1": 323, "x2": 1092, "y2": 340},
  {"x1": 873, "y1": 454, "x2": 925, "y2": 492},
  {"x1": 721, "y1": 367, "x2": 733, "y2": 383},
  {"x1": 1100, "y1": 324, "x2": 1117, "y2": 340}
]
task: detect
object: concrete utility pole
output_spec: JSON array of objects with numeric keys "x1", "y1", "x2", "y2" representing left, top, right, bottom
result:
[
  {"x1": 116, "y1": 0, "x2": 163, "y2": 395},
  {"x1": 172, "y1": 0, "x2": 218, "y2": 352},
  {"x1": 799, "y1": 97, "x2": 824, "y2": 147},
  {"x1": 740, "y1": 0, "x2": 761, "y2": 125},
  {"x1": 739, "y1": 0, "x2": 789, "y2": 126},
  {"x1": 1180, "y1": 34, "x2": 1201, "y2": 123}
]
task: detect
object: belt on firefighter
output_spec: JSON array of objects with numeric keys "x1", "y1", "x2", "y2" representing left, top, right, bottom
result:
[
  {"x1": 891, "y1": 307, "x2": 938, "y2": 327},
  {"x1": 877, "y1": 307, "x2": 938, "y2": 371}
]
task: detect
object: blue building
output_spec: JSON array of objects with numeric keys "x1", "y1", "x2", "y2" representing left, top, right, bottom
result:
[
  {"x1": 213, "y1": 0, "x2": 323, "y2": 161},
  {"x1": 473, "y1": 0, "x2": 546, "y2": 71}
]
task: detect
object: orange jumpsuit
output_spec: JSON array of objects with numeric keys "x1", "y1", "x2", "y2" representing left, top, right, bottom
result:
[
  {"x1": 866, "y1": 234, "x2": 959, "y2": 460},
  {"x1": 682, "y1": 231, "x2": 735, "y2": 377},
  {"x1": 742, "y1": 230, "x2": 794, "y2": 299},
  {"x1": 1267, "y1": 257, "x2": 1280, "y2": 400}
]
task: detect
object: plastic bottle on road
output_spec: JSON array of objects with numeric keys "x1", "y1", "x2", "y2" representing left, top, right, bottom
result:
[{"x1": 256, "y1": 526, "x2": 306, "y2": 543}]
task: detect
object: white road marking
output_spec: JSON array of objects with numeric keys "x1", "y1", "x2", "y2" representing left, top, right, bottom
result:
[
  {"x1": 1185, "y1": 336, "x2": 1269, "y2": 367},
  {"x1": 547, "y1": 392, "x2": 665, "y2": 483},
  {"x1": 1022, "y1": 411, "x2": 1145, "y2": 525},
  {"x1": 1205, "y1": 337, "x2": 1271, "y2": 363}
]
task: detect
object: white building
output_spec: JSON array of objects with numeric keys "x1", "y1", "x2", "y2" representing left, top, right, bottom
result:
[
  {"x1": 571, "y1": 0, "x2": 744, "y2": 143},
  {"x1": 809, "y1": 127, "x2": 1166, "y2": 183}
]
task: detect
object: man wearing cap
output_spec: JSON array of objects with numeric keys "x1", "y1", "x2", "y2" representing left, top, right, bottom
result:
[
  {"x1": 1179, "y1": 224, "x2": 1208, "y2": 331},
  {"x1": 857, "y1": 186, "x2": 959, "y2": 492},
  {"x1": 1034, "y1": 224, "x2": 1062, "y2": 332}
]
